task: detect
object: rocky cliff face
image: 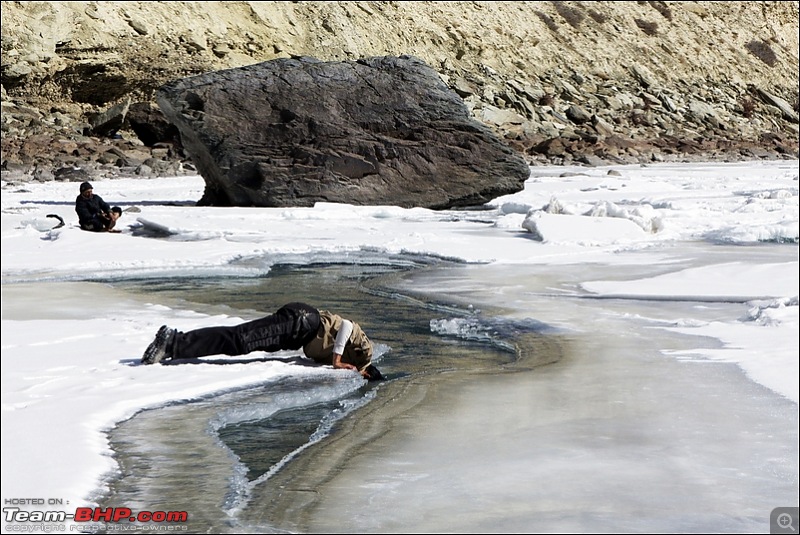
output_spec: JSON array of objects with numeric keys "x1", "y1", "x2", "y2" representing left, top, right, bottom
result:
[{"x1": 2, "y1": 1, "x2": 798, "y2": 185}]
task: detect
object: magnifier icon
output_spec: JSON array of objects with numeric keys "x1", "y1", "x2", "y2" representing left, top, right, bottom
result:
[{"x1": 778, "y1": 513, "x2": 796, "y2": 532}]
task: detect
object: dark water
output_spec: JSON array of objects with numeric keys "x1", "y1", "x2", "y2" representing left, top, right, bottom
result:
[{"x1": 95, "y1": 261, "x2": 561, "y2": 533}]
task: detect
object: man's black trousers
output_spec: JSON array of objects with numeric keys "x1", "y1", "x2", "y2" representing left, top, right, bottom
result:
[{"x1": 172, "y1": 302, "x2": 320, "y2": 360}]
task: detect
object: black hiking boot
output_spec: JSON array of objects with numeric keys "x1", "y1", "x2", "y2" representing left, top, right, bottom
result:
[{"x1": 141, "y1": 325, "x2": 176, "y2": 365}]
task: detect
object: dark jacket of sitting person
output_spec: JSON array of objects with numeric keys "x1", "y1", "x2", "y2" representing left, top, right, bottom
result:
[{"x1": 75, "y1": 183, "x2": 112, "y2": 231}]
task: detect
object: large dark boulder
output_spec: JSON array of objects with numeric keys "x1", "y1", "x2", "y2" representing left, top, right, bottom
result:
[{"x1": 156, "y1": 55, "x2": 530, "y2": 208}]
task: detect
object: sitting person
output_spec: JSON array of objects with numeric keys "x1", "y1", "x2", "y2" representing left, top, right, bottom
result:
[
  {"x1": 106, "y1": 206, "x2": 123, "y2": 232},
  {"x1": 141, "y1": 302, "x2": 384, "y2": 380},
  {"x1": 75, "y1": 182, "x2": 122, "y2": 232}
]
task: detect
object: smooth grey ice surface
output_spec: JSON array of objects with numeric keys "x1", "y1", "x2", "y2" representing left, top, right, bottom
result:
[{"x1": 246, "y1": 244, "x2": 798, "y2": 534}]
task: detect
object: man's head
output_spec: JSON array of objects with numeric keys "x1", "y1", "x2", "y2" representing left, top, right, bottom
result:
[
  {"x1": 363, "y1": 363, "x2": 384, "y2": 381},
  {"x1": 79, "y1": 182, "x2": 93, "y2": 197},
  {"x1": 356, "y1": 337, "x2": 384, "y2": 381}
]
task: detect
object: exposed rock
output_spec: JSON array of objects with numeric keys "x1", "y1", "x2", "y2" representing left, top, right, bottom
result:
[
  {"x1": 566, "y1": 105, "x2": 592, "y2": 124},
  {"x1": 126, "y1": 102, "x2": 182, "y2": 148},
  {"x1": 86, "y1": 98, "x2": 131, "y2": 137},
  {"x1": 756, "y1": 87, "x2": 800, "y2": 123},
  {"x1": 480, "y1": 104, "x2": 527, "y2": 127},
  {"x1": 157, "y1": 56, "x2": 530, "y2": 209},
  {"x1": 53, "y1": 166, "x2": 91, "y2": 182}
]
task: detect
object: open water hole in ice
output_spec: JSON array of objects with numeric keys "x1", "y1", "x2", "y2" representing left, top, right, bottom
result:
[{"x1": 98, "y1": 260, "x2": 547, "y2": 533}]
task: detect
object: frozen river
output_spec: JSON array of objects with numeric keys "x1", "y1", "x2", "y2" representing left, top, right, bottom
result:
[
  {"x1": 2, "y1": 161, "x2": 797, "y2": 533},
  {"x1": 96, "y1": 241, "x2": 797, "y2": 534}
]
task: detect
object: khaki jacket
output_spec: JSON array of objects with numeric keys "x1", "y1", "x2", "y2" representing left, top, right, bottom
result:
[{"x1": 303, "y1": 311, "x2": 373, "y2": 371}]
